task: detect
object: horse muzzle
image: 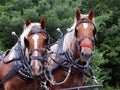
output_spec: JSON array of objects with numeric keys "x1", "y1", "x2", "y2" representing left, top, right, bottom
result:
[
  {"x1": 80, "y1": 47, "x2": 93, "y2": 65},
  {"x1": 30, "y1": 60, "x2": 44, "y2": 76}
]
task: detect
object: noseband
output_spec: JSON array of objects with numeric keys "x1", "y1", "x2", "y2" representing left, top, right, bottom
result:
[
  {"x1": 75, "y1": 20, "x2": 97, "y2": 50},
  {"x1": 29, "y1": 26, "x2": 49, "y2": 61},
  {"x1": 77, "y1": 36, "x2": 94, "y2": 50}
]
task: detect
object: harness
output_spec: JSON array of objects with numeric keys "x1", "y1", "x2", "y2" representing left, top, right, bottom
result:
[
  {"x1": 29, "y1": 25, "x2": 50, "y2": 61},
  {"x1": 75, "y1": 20, "x2": 97, "y2": 50},
  {"x1": 46, "y1": 20, "x2": 98, "y2": 85},
  {"x1": 0, "y1": 26, "x2": 50, "y2": 90}
]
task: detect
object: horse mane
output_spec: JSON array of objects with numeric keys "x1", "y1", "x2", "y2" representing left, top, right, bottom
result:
[
  {"x1": 62, "y1": 21, "x2": 76, "y2": 54},
  {"x1": 20, "y1": 23, "x2": 41, "y2": 48}
]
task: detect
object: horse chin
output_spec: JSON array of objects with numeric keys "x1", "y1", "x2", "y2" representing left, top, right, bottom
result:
[
  {"x1": 31, "y1": 66, "x2": 41, "y2": 77},
  {"x1": 34, "y1": 67, "x2": 44, "y2": 77},
  {"x1": 33, "y1": 72, "x2": 41, "y2": 77},
  {"x1": 80, "y1": 58, "x2": 90, "y2": 68},
  {"x1": 82, "y1": 61, "x2": 89, "y2": 67}
]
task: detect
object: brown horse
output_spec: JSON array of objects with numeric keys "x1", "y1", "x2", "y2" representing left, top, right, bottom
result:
[
  {"x1": 47, "y1": 9, "x2": 97, "y2": 90},
  {"x1": 0, "y1": 17, "x2": 49, "y2": 90}
]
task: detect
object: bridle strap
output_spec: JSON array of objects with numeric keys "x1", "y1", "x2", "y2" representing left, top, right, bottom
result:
[
  {"x1": 77, "y1": 36, "x2": 94, "y2": 43},
  {"x1": 75, "y1": 20, "x2": 97, "y2": 36},
  {"x1": 28, "y1": 25, "x2": 49, "y2": 61},
  {"x1": 77, "y1": 36, "x2": 94, "y2": 49},
  {"x1": 76, "y1": 20, "x2": 95, "y2": 28},
  {"x1": 30, "y1": 25, "x2": 50, "y2": 46},
  {"x1": 29, "y1": 48, "x2": 46, "y2": 55},
  {"x1": 31, "y1": 26, "x2": 50, "y2": 42},
  {"x1": 29, "y1": 56, "x2": 44, "y2": 61},
  {"x1": 29, "y1": 48, "x2": 47, "y2": 61},
  {"x1": 30, "y1": 25, "x2": 47, "y2": 35},
  {"x1": 75, "y1": 20, "x2": 96, "y2": 50},
  {"x1": 80, "y1": 43, "x2": 92, "y2": 49}
]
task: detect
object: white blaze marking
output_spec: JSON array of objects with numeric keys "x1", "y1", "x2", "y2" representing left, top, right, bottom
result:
[
  {"x1": 83, "y1": 23, "x2": 88, "y2": 29},
  {"x1": 32, "y1": 34, "x2": 39, "y2": 56}
]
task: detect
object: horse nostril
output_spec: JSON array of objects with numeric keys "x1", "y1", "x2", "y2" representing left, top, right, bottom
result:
[
  {"x1": 91, "y1": 52, "x2": 94, "y2": 57},
  {"x1": 81, "y1": 51, "x2": 93, "y2": 59},
  {"x1": 81, "y1": 52, "x2": 85, "y2": 56}
]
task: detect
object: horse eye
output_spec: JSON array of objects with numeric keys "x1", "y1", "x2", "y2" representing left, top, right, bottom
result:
[
  {"x1": 44, "y1": 39, "x2": 48, "y2": 44},
  {"x1": 93, "y1": 29, "x2": 96, "y2": 36},
  {"x1": 24, "y1": 37, "x2": 29, "y2": 47},
  {"x1": 75, "y1": 29, "x2": 78, "y2": 36}
]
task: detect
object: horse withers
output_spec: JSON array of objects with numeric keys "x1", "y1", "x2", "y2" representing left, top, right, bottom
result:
[
  {"x1": 0, "y1": 17, "x2": 49, "y2": 90},
  {"x1": 46, "y1": 9, "x2": 97, "y2": 90}
]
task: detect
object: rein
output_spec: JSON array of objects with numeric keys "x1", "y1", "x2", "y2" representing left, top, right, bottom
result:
[{"x1": 46, "y1": 51, "x2": 97, "y2": 85}]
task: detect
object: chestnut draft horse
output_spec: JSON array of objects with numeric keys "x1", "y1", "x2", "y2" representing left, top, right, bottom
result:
[
  {"x1": 0, "y1": 18, "x2": 50, "y2": 90},
  {"x1": 46, "y1": 9, "x2": 97, "y2": 90}
]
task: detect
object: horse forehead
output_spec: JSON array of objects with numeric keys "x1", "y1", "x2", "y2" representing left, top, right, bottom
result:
[
  {"x1": 32, "y1": 34, "x2": 39, "y2": 40},
  {"x1": 78, "y1": 23, "x2": 93, "y2": 30},
  {"x1": 82, "y1": 23, "x2": 88, "y2": 29},
  {"x1": 31, "y1": 33, "x2": 45, "y2": 44}
]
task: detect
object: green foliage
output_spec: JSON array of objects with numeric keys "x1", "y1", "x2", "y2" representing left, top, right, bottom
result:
[
  {"x1": 0, "y1": 11, "x2": 23, "y2": 49},
  {"x1": 0, "y1": 0, "x2": 120, "y2": 89},
  {"x1": 23, "y1": 8, "x2": 39, "y2": 21},
  {"x1": 91, "y1": 49, "x2": 109, "y2": 83},
  {"x1": 95, "y1": 5, "x2": 120, "y2": 86}
]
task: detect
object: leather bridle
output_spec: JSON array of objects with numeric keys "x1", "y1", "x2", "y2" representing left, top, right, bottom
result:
[
  {"x1": 75, "y1": 20, "x2": 97, "y2": 50},
  {"x1": 28, "y1": 25, "x2": 49, "y2": 62}
]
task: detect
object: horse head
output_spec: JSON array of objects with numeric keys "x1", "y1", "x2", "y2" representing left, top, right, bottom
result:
[
  {"x1": 74, "y1": 9, "x2": 96, "y2": 65},
  {"x1": 21, "y1": 18, "x2": 49, "y2": 76}
]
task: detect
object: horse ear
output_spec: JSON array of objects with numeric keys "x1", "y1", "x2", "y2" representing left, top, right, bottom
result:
[
  {"x1": 25, "y1": 18, "x2": 31, "y2": 27},
  {"x1": 88, "y1": 9, "x2": 94, "y2": 20},
  {"x1": 24, "y1": 37, "x2": 29, "y2": 47},
  {"x1": 75, "y1": 9, "x2": 81, "y2": 21},
  {"x1": 41, "y1": 17, "x2": 46, "y2": 29}
]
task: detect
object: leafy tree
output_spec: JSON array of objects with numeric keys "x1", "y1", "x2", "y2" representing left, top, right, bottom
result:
[
  {"x1": 91, "y1": 49, "x2": 109, "y2": 83},
  {"x1": 0, "y1": 0, "x2": 120, "y2": 89}
]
